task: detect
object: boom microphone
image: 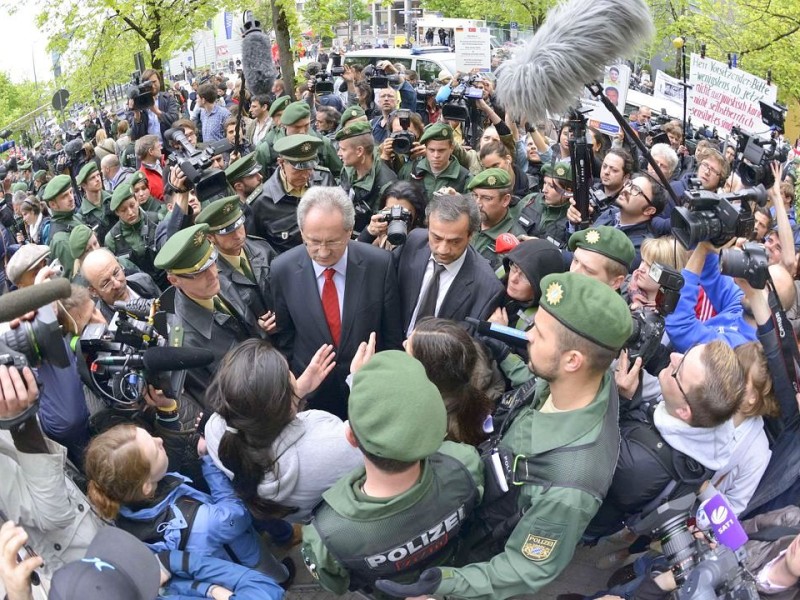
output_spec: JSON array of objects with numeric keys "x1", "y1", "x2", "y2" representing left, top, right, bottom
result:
[
  {"x1": 95, "y1": 347, "x2": 215, "y2": 372},
  {"x1": 495, "y1": 0, "x2": 655, "y2": 123},
  {"x1": 0, "y1": 279, "x2": 72, "y2": 323},
  {"x1": 465, "y1": 317, "x2": 528, "y2": 350},
  {"x1": 241, "y1": 11, "x2": 276, "y2": 97}
]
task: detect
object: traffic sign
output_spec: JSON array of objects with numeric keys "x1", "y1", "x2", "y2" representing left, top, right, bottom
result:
[
  {"x1": 510, "y1": 21, "x2": 518, "y2": 29},
  {"x1": 52, "y1": 89, "x2": 70, "y2": 112}
]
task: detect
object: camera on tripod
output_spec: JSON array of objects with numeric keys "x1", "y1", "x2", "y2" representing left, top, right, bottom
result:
[
  {"x1": 390, "y1": 109, "x2": 416, "y2": 155},
  {"x1": 127, "y1": 71, "x2": 155, "y2": 111},
  {"x1": 164, "y1": 128, "x2": 232, "y2": 204},
  {"x1": 720, "y1": 242, "x2": 769, "y2": 289},
  {"x1": 626, "y1": 263, "x2": 684, "y2": 366},
  {"x1": 671, "y1": 185, "x2": 768, "y2": 249}
]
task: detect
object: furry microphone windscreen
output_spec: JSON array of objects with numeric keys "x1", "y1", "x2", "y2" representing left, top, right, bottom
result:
[
  {"x1": 241, "y1": 20, "x2": 276, "y2": 97},
  {"x1": 495, "y1": 0, "x2": 655, "y2": 123}
]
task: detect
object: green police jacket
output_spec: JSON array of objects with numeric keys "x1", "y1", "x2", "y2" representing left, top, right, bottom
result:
[
  {"x1": 399, "y1": 157, "x2": 472, "y2": 201},
  {"x1": 301, "y1": 441, "x2": 483, "y2": 597},
  {"x1": 436, "y1": 372, "x2": 619, "y2": 600},
  {"x1": 48, "y1": 211, "x2": 84, "y2": 279},
  {"x1": 471, "y1": 211, "x2": 526, "y2": 271},
  {"x1": 78, "y1": 190, "x2": 116, "y2": 242},
  {"x1": 517, "y1": 193, "x2": 571, "y2": 248}
]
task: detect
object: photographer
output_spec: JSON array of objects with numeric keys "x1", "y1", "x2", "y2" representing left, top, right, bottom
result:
[
  {"x1": 358, "y1": 180, "x2": 425, "y2": 250},
  {"x1": 377, "y1": 108, "x2": 426, "y2": 174},
  {"x1": 128, "y1": 68, "x2": 179, "y2": 143},
  {"x1": 370, "y1": 87, "x2": 398, "y2": 144},
  {"x1": 336, "y1": 121, "x2": 397, "y2": 230}
]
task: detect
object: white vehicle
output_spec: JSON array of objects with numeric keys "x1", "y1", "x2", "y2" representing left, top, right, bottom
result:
[{"x1": 340, "y1": 47, "x2": 457, "y2": 84}]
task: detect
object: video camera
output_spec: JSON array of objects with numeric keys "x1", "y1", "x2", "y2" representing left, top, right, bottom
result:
[
  {"x1": 626, "y1": 263, "x2": 684, "y2": 367},
  {"x1": 720, "y1": 242, "x2": 769, "y2": 289},
  {"x1": 632, "y1": 493, "x2": 758, "y2": 600},
  {"x1": 441, "y1": 74, "x2": 485, "y2": 122},
  {"x1": 46, "y1": 138, "x2": 84, "y2": 172},
  {"x1": 379, "y1": 205, "x2": 413, "y2": 245},
  {"x1": 127, "y1": 71, "x2": 155, "y2": 111},
  {"x1": 671, "y1": 185, "x2": 768, "y2": 249},
  {"x1": 389, "y1": 109, "x2": 416, "y2": 155},
  {"x1": 164, "y1": 128, "x2": 231, "y2": 204},
  {"x1": 367, "y1": 65, "x2": 401, "y2": 89}
]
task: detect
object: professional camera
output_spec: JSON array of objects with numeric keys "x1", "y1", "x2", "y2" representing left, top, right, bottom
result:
[
  {"x1": 47, "y1": 138, "x2": 84, "y2": 172},
  {"x1": 329, "y1": 53, "x2": 344, "y2": 77},
  {"x1": 368, "y1": 66, "x2": 401, "y2": 89},
  {"x1": 626, "y1": 262, "x2": 684, "y2": 366},
  {"x1": 719, "y1": 241, "x2": 769, "y2": 289},
  {"x1": 127, "y1": 71, "x2": 155, "y2": 111},
  {"x1": 390, "y1": 109, "x2": 416, "y2": 155},
  {"x1": 441, "y1": 74, "x2": 485, "y2": 122},
  {"x1": 588, "y1": 187, "x2": 613, "y2": 214},
  {"x1": 671, "y1": 185, "x2": 768, "y2": 249},
  {"x1": 164, "y1": 128, "x2": 231, "y2": 203},
  {"x1": 633, "y1": 494, "x2": 759, "y2": 600},
  {"x1": 379, "y1": 205, "x2": 413, "y2": 245}
]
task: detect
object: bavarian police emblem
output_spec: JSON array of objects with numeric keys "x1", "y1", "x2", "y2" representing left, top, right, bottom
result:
[
  {"x1": 585, "y1": 229, "x2": 600, "y2": 244},
  {"x1": 521, "y1": 534, "x2": 558, "y2": 562},
  {"x1": 545, "y1": 282, "x2": 564, "y2": 306},
  {"x1": 192, "y1": 230, "x2": 205, "y2": 246},
  {"x1": 487, "y1": 175, "x2": 497, "y2": 186},
  {"x1": 222, "y1": 202, "x2": 234, "y2": 214},
  {"x1": 301, "y1": 142, "x2": 312, "y2": 153}
]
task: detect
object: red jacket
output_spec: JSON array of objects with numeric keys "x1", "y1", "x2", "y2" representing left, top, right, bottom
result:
[{"x1": 140, "y1": 162, "x2": 164, "y2": 201}]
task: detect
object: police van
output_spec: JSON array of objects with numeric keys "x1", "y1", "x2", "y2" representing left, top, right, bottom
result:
[{"x1": 341, "y1": 47, "x2": 457, "y2": 84}]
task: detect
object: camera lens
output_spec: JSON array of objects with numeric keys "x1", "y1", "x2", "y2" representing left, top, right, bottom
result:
[
  {"x1": 719, "y1": 248, "x2": 749, "y2": 280},
  {"x1": 671, "y1": 208, "x2": 722, "y2": 248},
  {"x1": 386, "y1": 219, "x2": 408, "y2": 246}
]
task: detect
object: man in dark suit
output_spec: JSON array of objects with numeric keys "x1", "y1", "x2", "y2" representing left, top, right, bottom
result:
[
  {"x1": 271, "y1": 186, "x2": 404, "y2": 419},
  {"x1": 395, "y1": 191, "x2": 504, "y2": 335},
  {"x1": 154, "y1": 224, "x2": 267, "y2": 400}
]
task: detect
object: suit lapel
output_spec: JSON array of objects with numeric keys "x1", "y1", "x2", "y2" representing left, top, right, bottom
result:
[
  {"x1": 439, "y1": 250, "x2": 475, "y2": 319},
  {"x1": 340, "y1": 247, "x2": 366, "y2": 351}
]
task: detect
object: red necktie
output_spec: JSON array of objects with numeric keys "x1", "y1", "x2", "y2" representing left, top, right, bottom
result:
[{"x1": 322, "y1": 268, "x2": 341, "y2": 346}]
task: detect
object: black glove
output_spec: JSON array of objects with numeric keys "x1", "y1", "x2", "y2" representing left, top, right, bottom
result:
[
  {"x1": 477, "y1": 333, "x2": 511, "y2": 364},
  {"x1": 375, "y1": 567, "x2": 442, "y2": 598}
]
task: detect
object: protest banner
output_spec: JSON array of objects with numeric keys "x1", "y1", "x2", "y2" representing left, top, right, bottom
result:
[
  {"x1": 654, "y1": 70, "x2": 683, "y2": 106},
  {"x1": 581, "y1": 64, "x2": 631, "y2": 134},
  {"x1": 454, "y1": 27, "x2": 491, "y2": 72},
  {"x1": 688, "y1": 54, "x2": 777, "y2": 135}
]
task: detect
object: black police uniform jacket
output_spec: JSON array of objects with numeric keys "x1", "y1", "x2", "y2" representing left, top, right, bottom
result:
[{"x1": 215, "y1": 237, "x2": 276, "y2": 319}]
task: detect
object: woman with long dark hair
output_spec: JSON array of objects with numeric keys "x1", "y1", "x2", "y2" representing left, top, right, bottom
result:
[{"x1": 203, "y1": 339, "x2": 362, "y2": 522}]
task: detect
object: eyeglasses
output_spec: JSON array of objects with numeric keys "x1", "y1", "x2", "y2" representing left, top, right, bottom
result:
[
  {"x1": 302, "y1": 237, "x2": 349, "y2": 250},
  {"x1": 98, "y1": 266, "x2": 125, "y2": 292},
  {"x1": 509, "y1": 263, "x2": 529, "y2": 283},
  {"x1": 699, "y1": 161, "x2": 722, "y2": 178},
  {"x1": 671, "y1": 344, "x2": 697, "y2": 403},
  {"x1": 623, "y1": 181, "x2": 653, "y2": 206}
]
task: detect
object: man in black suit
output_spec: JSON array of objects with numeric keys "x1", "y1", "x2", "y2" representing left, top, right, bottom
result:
[
  {"x1": 271, "y1": 186, "x2": 404, "y2": 418},
  {"x1": 395, "y1": 191, "x2": 504, "y2": 335}
]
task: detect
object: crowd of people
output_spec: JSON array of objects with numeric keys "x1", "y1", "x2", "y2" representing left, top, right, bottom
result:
[{"x1": 2, "y1": 47, "x2": 800, "y2": 600}]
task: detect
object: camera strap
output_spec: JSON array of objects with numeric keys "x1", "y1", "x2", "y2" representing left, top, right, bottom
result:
[{"x1": 766, "y1": 276, "x2": 800, "y2": 397}]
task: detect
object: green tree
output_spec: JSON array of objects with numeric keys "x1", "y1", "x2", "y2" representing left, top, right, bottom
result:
[{"x1": 419, "y1": 0, "x2": 555, "y2": 29}]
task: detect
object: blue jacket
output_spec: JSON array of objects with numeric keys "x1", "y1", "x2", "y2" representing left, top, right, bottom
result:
[
  {"x1": 118, "y1": 456, "x2": 261, "y2": 567},
  {"x1": 159, "y1": 550, "x2": 284, "y2": 600},
  {"x1": 665, "y1": 251, "x2": 756, "y2": 352}
]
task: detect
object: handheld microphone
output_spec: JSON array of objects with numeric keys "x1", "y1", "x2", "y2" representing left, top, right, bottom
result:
[
  {"x1": 241, "y1": 11, "x2": 276, "y2": 97},
  {"x1": 696, "y1": 482, "x2": 748, "y2": 552},
  {"x1": 112, "y1": 299, "x2": 155, "y2": 320},
  {"x1": 95, "y1": 347, "x2": 215, "y2": 372},
  {"x1": 495, "y1": 0, "x2": 655, "y2": 123},
  {"x1": 0, "y1": 279, "x2": 72, "y2": 323},
  {"x1": 465, "y1": 317, "x2": 528, "y2": 350}
]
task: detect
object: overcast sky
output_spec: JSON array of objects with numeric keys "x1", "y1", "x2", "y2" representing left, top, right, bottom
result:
[{"x1": 0, "y1": 4, "x2": 54, "y2": 84}]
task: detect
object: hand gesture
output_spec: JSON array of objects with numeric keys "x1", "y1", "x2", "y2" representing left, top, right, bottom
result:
[
  {"x1": 409, "y1": 142, "x2": 427, "y2": 160},
  {"x1": 487, "y1": 306, "x2": 509, "y2": 326},
  {"x1": 257, "y1": 310, "x2": 277, "y2": 334},
  {"x1": 350, "y1": 332, "x2": 377, "y2": 375},
  {"x1": 0, "y1": 521, "x2": 41, "y2": 600},
  {"x1": 296, "y1": 344, "x2": 336, "y2": 397},
  {"x1": 380, "y1": 137, "x2": 395, "y2": 162},
  {"x1": 615, "y1": 350, "x2": 642, "y2": 399}
]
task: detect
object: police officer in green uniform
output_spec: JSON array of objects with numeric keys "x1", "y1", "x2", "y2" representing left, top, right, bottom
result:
[
  {"x1": 250, "y1": 134, "x2": 335, "y2": 254},
  {"x1": 195, "y1": 196, "x2": 276, "y2": 322},
  {"x1": 336, "y1": 121, "x2": 397, "y2": 231},
  {"x1": 156, "y1": 224, "x2": 266, "y2": 392},
  {"x1": 517, "y1": 161, "x2": 574, "y2": 248},
  {"x1": 339, "y1": 105, "x2": 368, "y2": 131},
  {"x1": 255, "y1": 100, "x2": 342, "y2": 180},
  {"x1": 468, "y1": 168, "x2": 526, "y2": 270},
  {"x1": 18, "y1": 161, "x2": 32, "y2": 191},
  {"x1": 32, "y1": 169, "x2": 47, "y2": 201},
  {"x1": 302, "y1": 350, "x2": 483, "y2": 597},
  {"x1": 129, "y1": 170, "x2": 162, "y2": 215},
  {"x1": 225, "y1": 152, "x2": 264, "y2": 234},
  {"x1": 567, "y1": 225, "x2": 635, "y2": 292},
  {"x1": 42, "y1": 174, "x2": 83, "y2": 278},
  {"x1": 376, "y1": 272, "x2": 632, "y2": 600},
  {"x1": 76, "y1": 161, "x2": 116, "y2": 242},
  {"x1": 398, "y1": 123, "x2": 472, "y2": 202},
  {"x1": 105, "y1": 183, "x2": 163, "y2": 286}
]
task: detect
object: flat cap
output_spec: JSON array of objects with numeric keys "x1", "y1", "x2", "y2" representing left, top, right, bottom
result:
[
  {"x1": 339, "y1": 105, "x2": 366, "y2": 128},
  {"x1": 467, "y1": 167, "x2": 511, "y2": 191},
  {"x1": 280, "y1": 101, "x2": 311, "y2": 126},
  {"x1": 42, "y1": 174, "x2": 71, "y2": 202},
  {"x1": 568, "y1": 225, "x2": 635, "y2": 270},
  {"x1": 7, "y1": 244, "x2": 50, "y2": 284},
  {"x1": 269, "y1": 95, "x2": 292, "y2": 117},
  {"x1": 76, "y1": 161, "x2": 98, "y2": 186},
  {"x1": 274, "y1": 134, "x2": 321, "y2": 170},
  {"x1": 195, "y1": 196, "x2": 245, "y2": 235},
  {"x1": 349, "y1": 350, "x2": 446, "y2": 461},
  {"x1": 225, "y1": 152, "x2": 261, "y2": 183},
  {"x1": 539, "y1": 272, "x2": 632, "y2": 351},
  {"x1": 154, "y1": 223, "x2": 217, "y2": 275},
  {"x1": 334, "y1": 121, "x2": 372, "y2": 142},
  {"x1": 68, "y1": 224, "x2": 94, "y2": 259}
]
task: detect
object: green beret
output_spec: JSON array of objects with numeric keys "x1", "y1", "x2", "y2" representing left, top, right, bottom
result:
[
  {"x1": 110, "y1": 183, "x2": 135, "y2": 211},
  {"x1": 33, "y1": 170, "x2": 46, "y2": 181},
  {"x1": 225, "y1": 152, "x2": 261, "y2": 183},
  {"x1": 539, "y1": 272, "x2": 632, "y2": 351},
  {"x1": 268, "y1": 95, "x2": 291, "y2": 117},
  {"x1": 195, "y1": 196, "x2": 245, "y2": 235},
  {"x1": 76, "y1": 161, "x2": 98, "y2": 186},
  {"x1": 273, "y1": 134, "x2": 321, "y2": 169},
  {"x1": 280, "y1": 101, "x2": 311, "y2": 126},
  {"x1": 467, "y1": 167, "x2": 511, "y2": 191},
  {"x1": 68, "y1": 224, "x2": 93, "y2": 259},
  {"x1": 568, "y1": 225, "x2": 635, "y2": 270},
  {"x1": 334, "y1": 121, "x2": 372, "y2": 142},
  {"x1": 349, "y1": 351, "x2": 446, "y2": 461},
  {"x1": 542, "y1": 161, "x2": 572, "y2": 182},
  {"x1": 129, "y1": 170, "x2": 147, "y2": 188},
  {"x1": 154, "y1": 223, "x2": 216, "y2": 275},
  {"x1": 42, "y1": 174, "x2": 71, "y2": 202},
  {"x1": 339, "y1": 105, "x2": 366, "y2": 128},
  {"x1": 18, "y1": 161, "x2": 31, "y2": 171},
  {"x1": 11, "y1": 182, "x2": 28, "y2": 193},
  {"x1": 419, "y1": 123, "x2": 454, "y2": 145}
]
